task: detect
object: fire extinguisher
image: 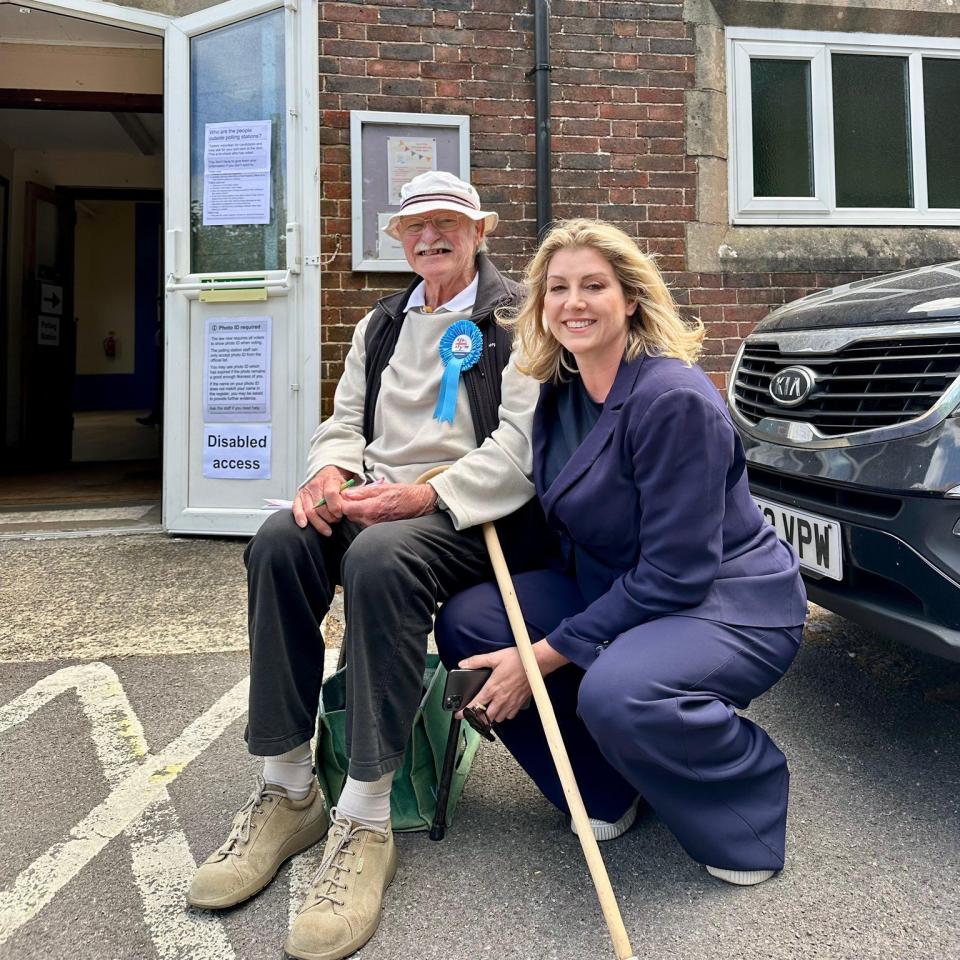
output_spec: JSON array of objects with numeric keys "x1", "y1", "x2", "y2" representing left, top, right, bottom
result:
[{"x1": 103, "y1": 331, "x2": 117, "y2": 359}]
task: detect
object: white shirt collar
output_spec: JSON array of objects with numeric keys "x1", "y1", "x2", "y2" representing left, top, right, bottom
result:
[{"x1": 405, "y1": 273, "x2": 479, "y2": 314}]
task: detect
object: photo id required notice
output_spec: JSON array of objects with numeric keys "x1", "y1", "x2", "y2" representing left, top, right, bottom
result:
[
  {"x1": 203, "y1": 424, "x2": 271, "y2": 480},
  {"x1": 204, "y1": 317, "x2": 271, "y2": 422}
]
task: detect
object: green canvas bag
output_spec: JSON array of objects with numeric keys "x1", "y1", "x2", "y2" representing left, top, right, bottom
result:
[{"x1": 314, "y1": 653, "x2": 482, "y2": 832}]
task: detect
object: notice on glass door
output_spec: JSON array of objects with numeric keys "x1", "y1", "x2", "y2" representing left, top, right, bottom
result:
[
  {"x1": 203, "y1": 317, "x2": 271, "y2": 422},
  {"x1": 203, "y1": 120, "x2": 272, "y2": 225}
]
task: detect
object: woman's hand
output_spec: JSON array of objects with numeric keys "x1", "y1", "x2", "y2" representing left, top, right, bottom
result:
[
  {"x1": 457, "y1": 647, "x2": 532, "y2": 723},
  {"x1": 458, "y1": 640, "x2": 571, "y2": 724}
]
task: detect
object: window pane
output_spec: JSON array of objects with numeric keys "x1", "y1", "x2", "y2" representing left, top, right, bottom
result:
[
  {"x1": 190, "y1": 10, "x2": 286, "y2": 273},
  {"x1": 750, "y1": 59, "x2": 814, "y2": 197},
  {"x1": 923, "y1": 57, "x2": 960, "y2": 208},
  {"x1": 832, "y1": 54, "x2": 912, "y2": 207}
]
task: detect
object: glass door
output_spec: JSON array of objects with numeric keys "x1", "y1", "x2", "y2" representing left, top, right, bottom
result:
[{"x1": 164, "y1": 0, "x2": 320, "y2": 535}]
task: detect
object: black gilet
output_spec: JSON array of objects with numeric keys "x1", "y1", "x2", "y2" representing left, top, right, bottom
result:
[{"x1": 361, "y1": 254, "x2": 522, "y2": 447}]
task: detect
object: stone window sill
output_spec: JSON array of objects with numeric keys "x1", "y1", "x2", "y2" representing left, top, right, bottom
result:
[{"x1": 686, "y1": 223, "x2": 960, "y2": 274}]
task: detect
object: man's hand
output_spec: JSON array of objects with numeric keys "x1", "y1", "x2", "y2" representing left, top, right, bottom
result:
[
  {"x1": 293, "y1": 465, "x2": 355, "y2": 535},
  {"x1": 340, "y1": 482, "x2": 437, "y2": 527}
]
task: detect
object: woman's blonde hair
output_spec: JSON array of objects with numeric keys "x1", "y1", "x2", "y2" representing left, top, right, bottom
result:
[{"x1": 503, "y1": 218, "x2": 704, "y2": 383}]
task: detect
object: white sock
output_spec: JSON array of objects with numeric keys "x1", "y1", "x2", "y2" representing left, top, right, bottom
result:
[
  {"x1": 336, "y1": 773, "x2": 394, "y2": 828},
  {"x1": 261, "y1": 742, "x2": 314, "y2": 801}
]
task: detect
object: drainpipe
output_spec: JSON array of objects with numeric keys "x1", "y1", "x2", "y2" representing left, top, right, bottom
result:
[{"x1": 531, "y1": 0, "x2": 552, "y2": 239}]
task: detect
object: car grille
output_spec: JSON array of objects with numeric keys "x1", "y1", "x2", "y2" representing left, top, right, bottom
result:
[
  {"x1": 747, "y1": 465, "x2": 902, "y2": 519},
  {"x1": 733, "y1": 334, "x2": 960, "y2": 436}
]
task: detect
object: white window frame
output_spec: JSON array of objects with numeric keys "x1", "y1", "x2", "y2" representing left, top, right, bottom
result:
[{"x1": 727, "y1": 27, "x2": 960, "y2": 226}]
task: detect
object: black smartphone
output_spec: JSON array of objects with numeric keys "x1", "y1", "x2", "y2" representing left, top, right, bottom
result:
[{"x1": 442, "y1": 667, "x2": 492, "y2": 711}]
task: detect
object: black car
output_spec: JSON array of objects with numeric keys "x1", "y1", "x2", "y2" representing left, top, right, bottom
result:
[{"x1": 728, "y1": 262, "x2": 960, "y2": 662}]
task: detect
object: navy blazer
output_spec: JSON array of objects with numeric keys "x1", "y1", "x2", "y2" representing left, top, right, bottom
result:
[{"x1": 536, "y1": 353, "x2": 807, "y2": 670}]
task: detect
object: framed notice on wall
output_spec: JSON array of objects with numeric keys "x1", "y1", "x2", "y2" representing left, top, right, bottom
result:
[{"x1": 349, "y1": 111, "x2": 470, "y2": 272}]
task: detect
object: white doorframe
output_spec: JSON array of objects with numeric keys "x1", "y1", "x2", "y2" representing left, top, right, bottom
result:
[
  {"x1": 1, "y1": 0, "x2": 170, "y2": 33},
  {"x1": 4, "y1": 0, "x2": 321, "y2": 538}
]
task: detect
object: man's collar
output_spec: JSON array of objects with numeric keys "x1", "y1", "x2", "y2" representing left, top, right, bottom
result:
[{"x1": 405, "y1": 273, "x2": 479, "y2": 313}]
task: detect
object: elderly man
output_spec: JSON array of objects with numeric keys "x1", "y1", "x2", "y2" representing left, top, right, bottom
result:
[{"x1": 188, "y1": 172, "x2": 540, "y2": 960}]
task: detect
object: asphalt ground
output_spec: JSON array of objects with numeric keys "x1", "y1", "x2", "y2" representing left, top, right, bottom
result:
[{"x1": 1, "y1": 532, "x2": 959, "y2": 960}]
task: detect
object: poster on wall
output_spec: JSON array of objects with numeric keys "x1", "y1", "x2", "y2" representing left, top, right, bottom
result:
[
  {"x1": 203, "y1": 317, "x2": 271, "y2": 422},
  {"x1": 202, "y1": 120, "x2": 272, "y2": 225},
  {"x1": 203, "y1": 423, "x2": 272, "y2": 480},
  {"x1": 387, "y1": 137, "x2": 436, "y2": 205}
]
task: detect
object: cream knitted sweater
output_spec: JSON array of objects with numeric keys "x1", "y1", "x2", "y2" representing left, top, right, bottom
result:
[{"x1": 302, "y1": 307, "x2": 539, "y2": 530}]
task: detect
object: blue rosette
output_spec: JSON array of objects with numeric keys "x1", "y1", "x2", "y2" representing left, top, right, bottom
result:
[{"x1": 434, "y1": 319, "x2": 483, "y2": 424}]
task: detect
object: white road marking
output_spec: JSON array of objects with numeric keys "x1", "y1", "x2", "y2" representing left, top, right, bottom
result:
[
  {"x1": 0, "y1": 663, "x2": 246, "y2": 956},
  {"x1": 0, "y1": 663, "x2": 147, "y2": 783},
  {"x1": 129, "y1": 804, "x2": 236, "y2": 960},
  {"x1": 0, "y1": 647, "x2": 344, "y2": 953}
]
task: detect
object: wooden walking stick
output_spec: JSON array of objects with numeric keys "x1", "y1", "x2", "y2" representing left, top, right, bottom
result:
[
  {"x1": 417, "y1": 466, "x2": 636, "y2": 959},
  {"x1": 480, "y1": 520, "x2": 638, "y2": 960}
]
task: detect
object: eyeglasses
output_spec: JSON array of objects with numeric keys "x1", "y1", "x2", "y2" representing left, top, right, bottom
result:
[{"x1": 400, "y1": 214, "x2": 465, "y2": 237}]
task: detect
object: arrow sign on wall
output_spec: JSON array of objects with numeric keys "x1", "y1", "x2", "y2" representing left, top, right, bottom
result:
[{"x1": 40, "y1": 283, "x2": 63, "y2": 316}]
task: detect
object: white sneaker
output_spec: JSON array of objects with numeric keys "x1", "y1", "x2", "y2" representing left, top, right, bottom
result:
[
  {"x1": 705, "y1": 865, "x2": 777, "y2": 886},
  {"x1": 570, "y1": 796, "x2": 640, "y2": 842}
]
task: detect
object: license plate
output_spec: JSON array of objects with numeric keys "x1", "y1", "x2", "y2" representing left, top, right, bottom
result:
[{"x1": 753, "y1": 496, "x2": 843, "y2": 580}]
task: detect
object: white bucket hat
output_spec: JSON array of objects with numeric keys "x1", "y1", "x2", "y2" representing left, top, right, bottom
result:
[{"x1": 383, "y1": 170, "x2": 499, "y2": 240}]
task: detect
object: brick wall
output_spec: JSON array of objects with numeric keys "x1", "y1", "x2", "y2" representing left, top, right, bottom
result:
[{"x1": 317, "y1": 0, "x2": 864, "y2": 414}]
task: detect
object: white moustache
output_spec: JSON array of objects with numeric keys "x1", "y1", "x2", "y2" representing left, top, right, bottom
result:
[{"x1": 414, "y1": 241, "x2": 453, "y2": 254}]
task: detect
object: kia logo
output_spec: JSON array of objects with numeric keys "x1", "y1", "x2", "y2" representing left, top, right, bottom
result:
[{"x1": 769, "y1": 366, "x2": 816, "y2": 407}]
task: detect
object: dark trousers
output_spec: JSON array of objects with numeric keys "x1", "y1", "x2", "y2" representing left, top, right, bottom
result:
[
  {"x1": 435, "y1": 569, "x2": 803, "y2": 871},
  {"x1": 244, "y1": 509, "x2": 491, "y2": 780}
]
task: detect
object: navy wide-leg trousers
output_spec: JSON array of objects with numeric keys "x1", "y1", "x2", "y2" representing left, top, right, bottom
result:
[{"x1": 435, "y1": 569, "x2": 803, "y2": 871}]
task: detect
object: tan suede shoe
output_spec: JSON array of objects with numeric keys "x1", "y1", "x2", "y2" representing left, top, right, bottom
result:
[
  {"x1": 283, "y1": 810, "x2": 397, "y2": 960},
  {"x1": 188, "y1": 777, "x2": 329, "y2": 910}
]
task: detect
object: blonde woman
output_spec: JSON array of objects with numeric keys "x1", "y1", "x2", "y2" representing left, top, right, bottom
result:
[{"x1": 436, "y1": 220, "x2": 807, "y2": 884}]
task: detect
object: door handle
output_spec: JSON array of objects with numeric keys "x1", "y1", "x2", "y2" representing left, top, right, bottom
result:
[{"x1": 165, "y1": 271, "x2": 291, "y2": 293}]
